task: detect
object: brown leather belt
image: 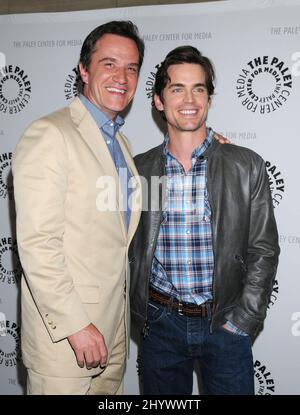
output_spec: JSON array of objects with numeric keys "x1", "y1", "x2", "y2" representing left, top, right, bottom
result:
[{"x1": 149, "y1": 287, "x2": 211, "y2": 317}]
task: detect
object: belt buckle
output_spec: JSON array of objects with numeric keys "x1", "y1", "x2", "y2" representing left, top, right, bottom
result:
[{"x1": 178, "y1": 301, "x2": 184, "y2": 316}]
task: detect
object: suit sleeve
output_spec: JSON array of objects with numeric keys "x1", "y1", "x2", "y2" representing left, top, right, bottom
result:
[
  {"x1": 12, "y1": 118, "x2": 91, "y2": 342},
  {"x1": 226, "y1": 155, "x2": 280, "y2": 338}
]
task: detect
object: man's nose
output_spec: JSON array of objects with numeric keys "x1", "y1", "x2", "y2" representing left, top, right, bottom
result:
[
  {"x1": 184, "y1": 89, "x2": 194, "y2": 102},
  {"x1": 112, "y1": 67, "x2": 127, "y2": 84}
]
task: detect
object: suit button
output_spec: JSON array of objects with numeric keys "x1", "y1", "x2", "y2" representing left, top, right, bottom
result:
[
  {"x1": 48, "y1": 320, "x2": 53, "y2": 325},
  {"x1": 52, "y1": 325, "x2": 56, "y2": 330}
]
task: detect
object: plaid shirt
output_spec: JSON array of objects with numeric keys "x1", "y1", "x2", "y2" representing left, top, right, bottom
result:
[
  {"x1": 150, "y1": 128, "x2": 247, "y2": 336},
  {"x1": 150, "y1": 129, "x2": 214, "y2": 305}
]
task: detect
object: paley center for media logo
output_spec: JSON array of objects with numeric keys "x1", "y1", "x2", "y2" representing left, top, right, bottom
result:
[
  {"x1": 0, "y1": 64, "x2": 31, "y2": 114},
  {"x1": 236, "y1": 56, "x2": 292, "y2": 114},
  {"x1": 268, "y1": 279, "x2": 279, "y2": 308},
  {"x1": 254, "y1": 360, "x2": 275, "y2": 395},
  {"x1": 0, "y1": 152, "x2": 13, "y2": 200},
  {"x1": 145, "y1": 64, "x2": 160, "y2": 105},
  {"x1": 64, "y1": 66, "x2": 80, "y2": 101},
  {"x1": 0, "y1": 237, "x2": 22, "y2": 285},
  {"x1": 265, "y1": 160, "x2": 285, "y2": 208},
  {"x1": 0, "y1": 313, "x2": 21, "y2": 368}
]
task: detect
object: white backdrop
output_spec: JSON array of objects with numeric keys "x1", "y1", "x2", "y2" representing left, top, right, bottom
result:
[{"x1": 0, "y1": 0, "x2": 299, "y2": 395}]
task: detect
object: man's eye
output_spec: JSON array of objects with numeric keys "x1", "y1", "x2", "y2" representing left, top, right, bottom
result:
[{"x1": 128, "y1": 66, "x2": 138, "y2": 73}]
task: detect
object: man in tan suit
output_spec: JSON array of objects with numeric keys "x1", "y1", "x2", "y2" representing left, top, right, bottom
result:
[{"x1": 12, "y1": 21, "x2": 144, "y2": 395}]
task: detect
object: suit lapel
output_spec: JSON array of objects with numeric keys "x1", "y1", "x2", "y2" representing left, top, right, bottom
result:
[
  {"x1": 117, "y1": 132, "x2": 142, "y2": 245},
  {"x1": 69, "y1": 98, "x2": 127, "y2": 240}
]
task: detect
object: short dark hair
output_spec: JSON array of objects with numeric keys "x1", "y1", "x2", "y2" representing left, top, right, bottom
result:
[
  {"x1": 80, "y1": 20, "x2": 145, "y2": 70},
  {"x1": 154, "y1": 45, "x2": 215, "y2": 103}
]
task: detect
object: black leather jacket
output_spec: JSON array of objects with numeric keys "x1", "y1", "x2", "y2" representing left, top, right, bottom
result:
[{"x1": 129, "y1": 139, "x2": 280, "y2": 340}]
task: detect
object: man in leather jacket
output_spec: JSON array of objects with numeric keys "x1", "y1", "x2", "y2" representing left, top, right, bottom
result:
[{"x1": 129, "y1": 45, "x2": 279, "y2": 395}]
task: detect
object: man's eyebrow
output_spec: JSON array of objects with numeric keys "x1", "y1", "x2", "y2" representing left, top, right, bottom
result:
[
  {"x1": 98, "y1": 57, "x2": 139, "y2": 67},
  {"x1": 168, "y1": 83, "x2": 185, "y2": 88},
  {"x1": 168, "y1": 82, "x2": 207, "y2": 88},
  {"x1": 194, "y1": 83, "x2": 206, "y2": 88},
  {"x1": 98, "y1": 57, "x2": 117, "y2": 63}
]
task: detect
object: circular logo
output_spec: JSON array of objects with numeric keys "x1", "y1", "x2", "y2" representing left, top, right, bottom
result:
[
  {"x1": 0, "y1": 65, "x2": 31, "y2": 114},
  {"x1": 265, "y1": 160, "x2": 285, "y2": 208},
  {"x1": 0, "y1": 152, "x2": 13, "y2": 200},
  {"x1": 0, "y1": 237, "x2": 22, "y2": 285},
  {"x1": 0, "y1": 320, "x2": 21, "y2": 367},
  {"x1": 254, "y1": 360, "x2": 275, "y2": 395},
  {"x1": 145, "y1": 64, "x2": 160, "y2": 105},
  {"x1": 236, "y1": 56, "x2": 292, "y2": 114},
  {"x1": 64, "y1": 66, "x2": 80, "y2": 101}
]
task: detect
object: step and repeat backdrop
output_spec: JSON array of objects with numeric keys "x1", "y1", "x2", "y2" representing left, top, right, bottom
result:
[{"x1": 0, "y1": 0, "x2": 299, "y2": 395}]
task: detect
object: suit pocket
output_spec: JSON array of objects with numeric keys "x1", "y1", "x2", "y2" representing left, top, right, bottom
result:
[{"x1": 74, "y1": 284, "x2": 100, "y2": 304}]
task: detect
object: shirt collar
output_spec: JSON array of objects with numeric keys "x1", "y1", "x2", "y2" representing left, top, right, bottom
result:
[
  {"x1": 79, "y1": 94, "x2": 124, "y2": 130},
  {"x1": 163, "y1": 127, "x2": 214, "y2": 158}
]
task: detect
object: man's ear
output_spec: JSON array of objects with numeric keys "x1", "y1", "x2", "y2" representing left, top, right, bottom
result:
[
  {"x1": 154, "y1": 93, "x2": 164, "y2": 111},
  {"x1": 79, "y1": 63, "x2": 89, "y2": 84}
]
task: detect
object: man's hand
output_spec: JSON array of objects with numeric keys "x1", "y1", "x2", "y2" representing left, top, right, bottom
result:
[
  {"x1": 67, "y1": 323, "x2": 108, "y2": 369},
  {"x1": 213, "y1": 132, "x2": 231, "y2": 144}
]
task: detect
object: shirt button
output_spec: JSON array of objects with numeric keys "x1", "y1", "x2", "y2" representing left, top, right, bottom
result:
[
  {"x1": 106, "y1": 140, "x2": 111, "y2": 144},
  {"x1": 110, "y1": 122, "x2": 114, "y2": 127},
  {"x1": 186, "y1": 229, "x2": 190, "y2": 234},
  {"x1": 187, "y1": 259, "x2": 191, "y2": 265}
]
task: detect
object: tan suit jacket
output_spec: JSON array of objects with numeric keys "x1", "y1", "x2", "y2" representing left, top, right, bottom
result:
[{"x1": 12, "y1": 97, "x2": 141, "y2": 377}]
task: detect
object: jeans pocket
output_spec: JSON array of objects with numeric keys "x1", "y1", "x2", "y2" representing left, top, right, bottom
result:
[{"x1": 147, "y1": 301, "x2": 167, "y2": 323}]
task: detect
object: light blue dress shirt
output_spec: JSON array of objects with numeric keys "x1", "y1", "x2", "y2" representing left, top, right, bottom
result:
[{"x1": 80, "y1": 94, "x2": 132, "y2": 229}]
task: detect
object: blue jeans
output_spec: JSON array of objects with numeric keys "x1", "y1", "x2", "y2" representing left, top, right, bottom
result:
[{"x1": 140, "y1": 300, "x2": 254, "y2": 395}]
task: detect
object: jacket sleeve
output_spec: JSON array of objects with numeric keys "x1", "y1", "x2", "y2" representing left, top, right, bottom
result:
[
  {"x1": 12, "y1": 118, "x2": 91, "y2": 342},
  {"x1": 226, "y1": 155, "x2": 280, "y2": 338}
]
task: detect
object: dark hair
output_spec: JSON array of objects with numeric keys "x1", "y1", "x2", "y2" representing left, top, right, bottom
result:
[
  {"x1": 80, "y1": 20, "x2": 145, "y2": 70},
  {"x1": 154, "y1": 45, "x2": 215, "y2": 102}
]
